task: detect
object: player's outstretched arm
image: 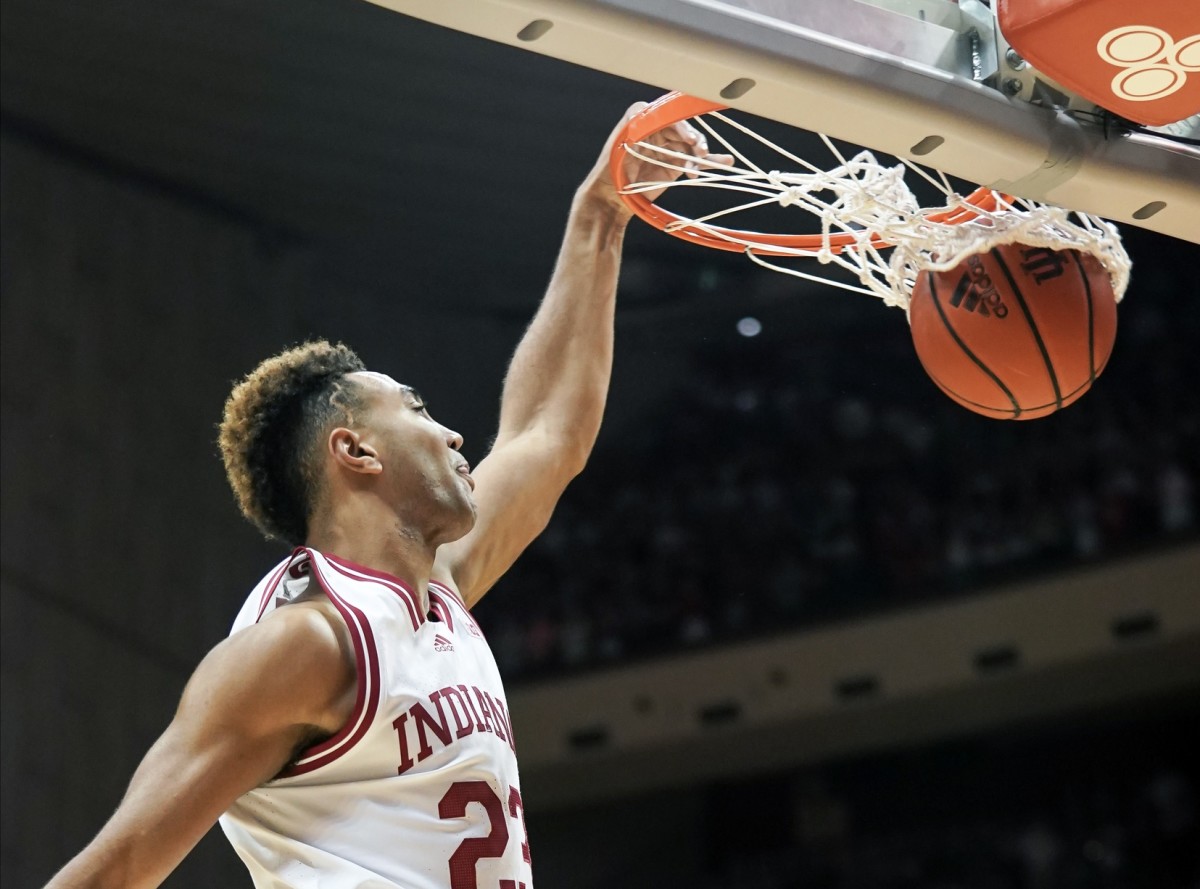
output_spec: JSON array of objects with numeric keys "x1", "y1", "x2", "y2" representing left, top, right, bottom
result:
[
  {"x1": 44, "y1": 603, "x2": 354, "y2": 889},
  {"x1": 436, "y1": 102, "x2": 727, "y2": 606}
]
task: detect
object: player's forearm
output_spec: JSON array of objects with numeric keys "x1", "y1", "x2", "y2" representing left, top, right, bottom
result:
[
  {"x1": 44, "y1": 794, "x2": 204, "y2": 889},
  {"x1": 495, "y1": 188, "x2": 629, "y2": 466},
  {"x1": 44, "y1": 840, "x2": 161, "y2": 889}
]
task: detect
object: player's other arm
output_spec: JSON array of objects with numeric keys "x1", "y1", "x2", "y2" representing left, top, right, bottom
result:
[
  {"x1": 44, "y1": 604, "x2": 354, "y2": 889},
  {"x1": 438, "y1": 104, "x2": 722, "y2": 606}
]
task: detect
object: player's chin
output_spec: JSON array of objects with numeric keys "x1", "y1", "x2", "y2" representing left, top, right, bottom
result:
[
  {"x1": 453, "y1": 496, "x2": 478, "y2": 534},
  {"x1": 435, "y1": 506, "x2": 476, "y2": 547}
]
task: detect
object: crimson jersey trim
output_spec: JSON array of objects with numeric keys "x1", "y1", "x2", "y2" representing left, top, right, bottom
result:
[
  {"x1": 324, "y1": 552, "x2": 456, "y2": 631},
  {"x1": 275, "y1": 554, "x2": 383, "y2": 777},
  {"x1": 430, "y1": 581, "x2": 487, "y2": 641}
]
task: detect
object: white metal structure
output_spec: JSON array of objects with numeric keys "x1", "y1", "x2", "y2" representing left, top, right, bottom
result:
[{"x1": 368, "y1": 0, "x2": 1200, "y2": 243}]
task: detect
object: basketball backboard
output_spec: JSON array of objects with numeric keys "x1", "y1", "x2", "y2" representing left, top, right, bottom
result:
[{"x1": 366, "y1": 0, "x2": 1199, "y2": 244}]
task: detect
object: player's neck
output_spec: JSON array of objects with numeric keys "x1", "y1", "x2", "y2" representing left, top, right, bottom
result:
[{"x1": 306, "y1": 505, "x2": 436, "y2": 606}]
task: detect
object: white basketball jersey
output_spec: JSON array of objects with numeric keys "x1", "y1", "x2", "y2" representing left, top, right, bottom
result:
[{"x1": 219, "y1": 548, "x2": 532, "y2": 889}]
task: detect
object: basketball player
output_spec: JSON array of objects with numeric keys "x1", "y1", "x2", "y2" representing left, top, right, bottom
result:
[{"x1": 45, "y1": 106, "x2": 727, "y2": 889}]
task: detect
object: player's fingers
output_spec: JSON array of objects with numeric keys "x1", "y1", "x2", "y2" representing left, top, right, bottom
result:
[
  {"x1": 670, "y1": 120, "x2": 705, "y2": 146},
  {"x1": 683, "y1": 151, "x2": 734, "y2": 178},
  {"x1": 675, "y1": 152, "x2": 735, "y2": 176},
  {"x1": 649, "y1": 121, "x2": 709, "y2": 157},
  {"x1": 651, "y1": 138, "x2": 711, "y2": 173},
  {"x1": 677, "y1": 129, "x2": 709, "y2": 159},
  {"x1": 603, "y1": 101, "x2": 650, "y2": 154}
]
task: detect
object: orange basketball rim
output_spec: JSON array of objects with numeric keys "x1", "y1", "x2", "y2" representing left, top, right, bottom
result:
[{"x1": 609, "y1": 92, "x2": 1011, "y2": 257}]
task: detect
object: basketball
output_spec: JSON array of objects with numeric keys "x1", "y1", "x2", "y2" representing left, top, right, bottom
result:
[{"x1": 908, "y1": 243, "x2": 1118, "y2": 420}]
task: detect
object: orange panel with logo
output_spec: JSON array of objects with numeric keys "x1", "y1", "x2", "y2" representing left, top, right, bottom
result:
[{"x1": 998, "y1": 0, "x2": 1199, "y2": 126}]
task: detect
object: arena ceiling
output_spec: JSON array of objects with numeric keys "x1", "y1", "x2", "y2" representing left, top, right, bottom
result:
[
  {"x1": 2, "y1": 0, "x2": 865, "y2": 441},
  {"x1": 1, "y1": 0, "x2": 701, "y2": 295},
  {"x1": 2, "y1": 0, "x2": 1193, "y2": 439}
]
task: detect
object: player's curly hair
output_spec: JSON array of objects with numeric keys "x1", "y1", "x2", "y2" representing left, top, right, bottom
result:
[{"x1": 219, "y1": 340, "x2": 367, "y2": 546}]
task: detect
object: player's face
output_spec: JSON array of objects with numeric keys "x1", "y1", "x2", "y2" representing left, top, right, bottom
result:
[{"x1": 348, "y1": 371, "x2": 476, "y2": 544}]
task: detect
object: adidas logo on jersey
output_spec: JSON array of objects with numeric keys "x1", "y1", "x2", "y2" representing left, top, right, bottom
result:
[
  {"x1": 433, "y1": 634, "x2": 454, "y2": 653},
  {"x1": 949, "y1": 253, "x2": 1008, "y2": 317}
]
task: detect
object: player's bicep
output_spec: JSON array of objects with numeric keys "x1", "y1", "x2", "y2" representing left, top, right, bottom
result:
[
  {"x1": 152, "y1": 610, "x2": 349, "y2": 806},
  {"x1": 439, "y1": 429, "x2": 581, "y2": 606},
  {"x1": 133, "y1": 632, "x2": 319, "y2": 813}
]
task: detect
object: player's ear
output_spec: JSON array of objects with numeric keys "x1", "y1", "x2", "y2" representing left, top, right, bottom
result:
[{"x1": 329, "y1": 427, "x2": 383, "y2": 475}]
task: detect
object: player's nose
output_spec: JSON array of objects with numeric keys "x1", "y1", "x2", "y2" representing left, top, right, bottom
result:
[{"x1": 443, "y1": 426, "x2": 464, "y2": 451}]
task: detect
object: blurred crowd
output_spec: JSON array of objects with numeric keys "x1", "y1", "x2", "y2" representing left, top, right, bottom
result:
[
  {"x1": 479, "y1": 268, "x2": 1199, "y2": 681},
  {"x1": 700, "y1": 716, "x2": 1198, "y2": 889}
]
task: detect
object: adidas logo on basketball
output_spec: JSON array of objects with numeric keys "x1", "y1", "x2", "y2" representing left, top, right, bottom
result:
[
  {"x1": 949, "y1": 254, "x2": 1008, "y2": 317},
  {"x1": 1018, "y1": 247, "x2": 1067, "y2": 284},
  {"x1": 433, "y1": 634, "x2": 454, "y2": 653}
]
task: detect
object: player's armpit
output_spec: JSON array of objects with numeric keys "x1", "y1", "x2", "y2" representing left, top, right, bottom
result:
[{"x1": 44, "y1": 604, "x2": 356, "y2": 889}]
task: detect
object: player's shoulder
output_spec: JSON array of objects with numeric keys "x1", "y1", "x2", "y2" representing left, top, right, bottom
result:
[
  {"x1": 219, "y1": 601, "x2": 354, "y2": 692},
  {"x1": 245, "y1": 598, "x2": 352, "y2": 665},
  {"x1": 192, "y1": 602, "x2": 356, "y2": 734}
]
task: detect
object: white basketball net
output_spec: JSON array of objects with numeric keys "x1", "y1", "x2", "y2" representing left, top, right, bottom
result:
[{"x1": 621, "y1": 110, "x2": 1131, "y2": 311}]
